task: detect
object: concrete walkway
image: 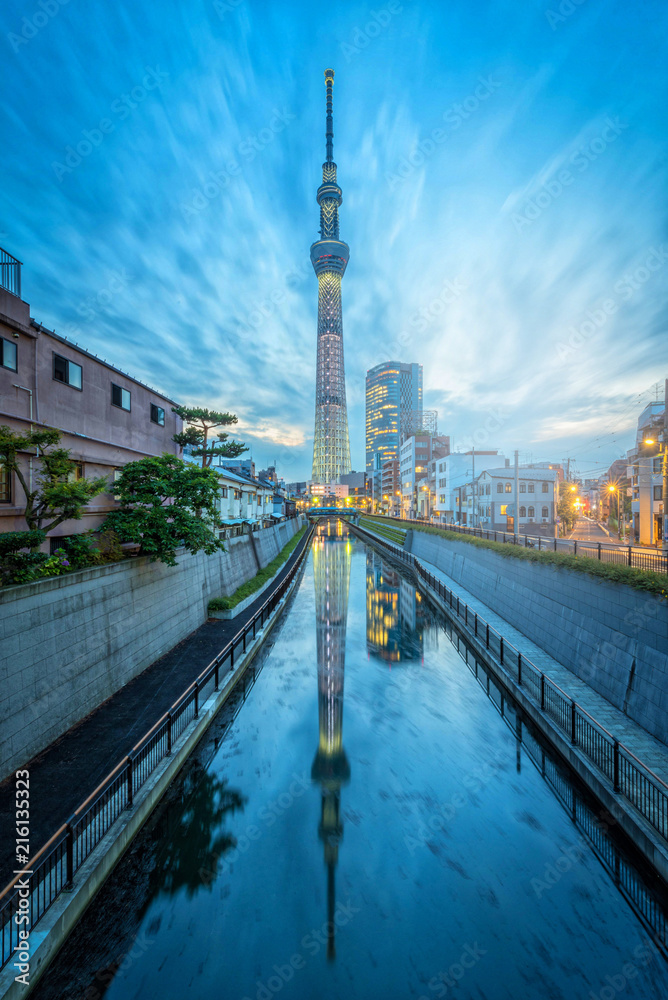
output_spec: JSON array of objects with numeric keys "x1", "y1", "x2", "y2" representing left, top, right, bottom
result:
[
  {"x1": 416, "y1": 553, "x2": 668, "y2": 787},
  {"x1": 0, "y1": 528, "x2": 311, "y2": 889}
]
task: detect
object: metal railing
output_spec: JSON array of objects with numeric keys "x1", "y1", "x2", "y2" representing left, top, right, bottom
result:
[
  {"x1": 353, "y1": 521, "x2": 668, "y2": 846},
  {"x1": 376, "y1": 515, "x2": 668, "y2": 575},
  {"x1": 0, "y1": 248, "x2": 21, "y2": 298},
  {"x1": 0, "y1": 525, "x2": 313, "y2": 972}
]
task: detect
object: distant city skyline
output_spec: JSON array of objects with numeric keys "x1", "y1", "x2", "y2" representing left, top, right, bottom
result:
[{"x1": 1, "y1": 1, "x2": 666, "y2": 481}]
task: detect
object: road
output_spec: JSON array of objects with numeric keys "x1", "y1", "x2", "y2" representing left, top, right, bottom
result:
[{"x1": 568, "y1": 517, "x2": 623, "y2": 544}]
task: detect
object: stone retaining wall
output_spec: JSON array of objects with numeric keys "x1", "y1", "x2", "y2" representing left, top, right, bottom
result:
[
  {"x1": 0, "y1": 518, "x2": 303, "y2": 778},
  {"x1": 407, "y1": 531, "x2": 668, "y2": 744}
]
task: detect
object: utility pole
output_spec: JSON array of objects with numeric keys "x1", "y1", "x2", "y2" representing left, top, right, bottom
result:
[
  {"x1": 472, "y1": 448, "x2": 476, "y2": 528},
  {"x1": 514, "y1": 449, "x2": 519, "y2": 543}
]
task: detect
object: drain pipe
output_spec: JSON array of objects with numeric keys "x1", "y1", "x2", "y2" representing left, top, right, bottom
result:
[{"x1": 13, "y1": 384, "x2": 34, "y2": 493}]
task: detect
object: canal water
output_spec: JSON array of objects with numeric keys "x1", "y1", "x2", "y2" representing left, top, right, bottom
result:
[{"x1": 33, "y1": 522, "x2": 668, "y2": 1000}]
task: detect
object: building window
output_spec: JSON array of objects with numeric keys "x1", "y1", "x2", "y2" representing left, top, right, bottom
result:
[
  {"x1": 0, "y1": 337, "x2": 18, "y2": 372},
  {"x1": 653, "y1": 458, "x2": 662, "y2": 474},
  {"x1": 542, "y1": 506, "x2": 549, "y2": 518},
  {"x1": 519, "y1": 483, "x2": 526, "y2": 493},
  {"x1": 111, "y1": 384, "x2": 131, "y2": 411},
  {"x1": 151, "y1": 403, "x2": 165, "y2": 426},
  {"x1": 654, "y1": 486, "x2": 663, "y2": 501},
  {"x1": 0, "y1": 464, "x2": 11, "y2": 503},
  {"x1": 505, "y1": 482, "x2": 512, "y2": 493},
  {"x1": 528, "y1": 483, "x2": 535, "y2": 493},
  {"x1": 496, "y1": 483, "x2": 503, "y2": 493},
  {"x1": 542, "y1": 482, "x2": 549, "y2": 493},
  {"x1": 53, "y1": 353, "x2": 82, "y2": 389},
  {"x1": 67, "y1": 462, "x2": 84, "y2": 483},
  {"x1": 528, "y1": 506, "x2": 535, "y2": 518},
  {"x1": 519, "y1": 506, "x2": 526, "y2": 517},
  {"x1": 500, "y1": 504, "x2": 507, "y2": 515}
]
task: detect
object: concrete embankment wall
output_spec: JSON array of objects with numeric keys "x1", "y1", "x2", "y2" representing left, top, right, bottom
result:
[
  {"x1": 407, "y1": 531, "x2": 668, "y2": 744},
  {"x1": 0, "y1": 518, "x2": 303, "y2": 779}
]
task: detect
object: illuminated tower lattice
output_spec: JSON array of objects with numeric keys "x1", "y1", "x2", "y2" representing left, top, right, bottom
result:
[
  {"x1": 311, "y1": 69, "x2": 352, "y2": 484},
  {"x1": 311, "y1": 522, "x2": 352, "y2": 960}
]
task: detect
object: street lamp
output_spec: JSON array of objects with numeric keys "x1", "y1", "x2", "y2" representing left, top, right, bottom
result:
[{"x1": 607, "y1": 483, "x2": 622, "y2": 540}]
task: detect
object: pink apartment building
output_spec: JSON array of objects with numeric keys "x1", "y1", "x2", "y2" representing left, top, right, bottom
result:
[{"x1": 0, "y1": 248, "x2": 182, "y2": 549}]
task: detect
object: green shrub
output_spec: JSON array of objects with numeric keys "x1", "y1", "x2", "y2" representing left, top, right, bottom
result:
[
  {"x1": 0, "y1": 530, "x2": 46, "y2": 557},
  {"x1": 58, "y1": 532, "x2": 98, "y2": 569}
]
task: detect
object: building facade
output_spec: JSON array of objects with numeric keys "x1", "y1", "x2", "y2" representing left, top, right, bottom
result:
[
  {"x1": 0, "y1": 252, "x2": 181, "y2": 548},
  {"x1": 627, "y1": 402, "x2": 665, "y2": 545},
  {"x1": 432, "y1": 451, "x2": 506, "y2": 523},
  {"x1": 365, "y1": 361, "x2": 423, "y2": 475},
  {"x1": 311, "y1": 69, "x2": 352, "y2": 484},
  {"x1": 399, "y1": 433, "x2": 450, "y2": 518},
  {"x1": 473, "y1": 467, "x2": 559, "y2": 536}
]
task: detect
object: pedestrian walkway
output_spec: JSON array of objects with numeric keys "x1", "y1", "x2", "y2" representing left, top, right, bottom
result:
[
  {"x1": 0, "y1": 528, "x2": 311, "y2": 888},
  {"x1": 418, "y1": 554, "x2": 668, "y2": 786}
]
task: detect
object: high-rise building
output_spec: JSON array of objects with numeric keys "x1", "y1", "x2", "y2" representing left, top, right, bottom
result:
[
  {"x1": 311, "y1": 69, "x2": 351, "y2": 484},
  {"x1": 365, "y1": 361, "x2": 423, "y2": 474}
]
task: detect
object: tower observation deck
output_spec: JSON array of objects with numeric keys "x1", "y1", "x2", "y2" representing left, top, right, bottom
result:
[{"x1": 311, "y1": 69, "x2": 352, "y2": 484}]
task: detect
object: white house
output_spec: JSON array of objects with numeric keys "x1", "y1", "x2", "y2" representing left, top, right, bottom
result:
[
  {"x1": 432, "y1": 451, "x2": 506, "y2": 523},
  {"x1": 474, "y1": 467, "x2": 559, "y2": 537}
]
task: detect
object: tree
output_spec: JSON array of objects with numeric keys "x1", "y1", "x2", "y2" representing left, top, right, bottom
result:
[
  {"x1": 104, "y1": 454, "x2": 224, "y2": 566},
  {"x1": 557, "y1": 494, "x2": 578, "y2": 534},
  {"x1": 0, "y1": 425, "x2": 107, "y2": 535},
  {"x1": 172, "y1": 406, "x2": 247, "y2": 469}
]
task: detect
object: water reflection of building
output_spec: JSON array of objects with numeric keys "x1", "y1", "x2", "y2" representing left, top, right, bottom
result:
[
  {"x1": 365, "y1": 550, "x2": 424, "y2": 662},
  {"x1": 311, "y1": 520, "x2": 352, "y2": 961}
]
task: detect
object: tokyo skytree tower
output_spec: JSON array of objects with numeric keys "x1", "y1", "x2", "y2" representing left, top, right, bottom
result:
[{"x1": 311, "y1": 69, "x2": 352, "y2": 483}]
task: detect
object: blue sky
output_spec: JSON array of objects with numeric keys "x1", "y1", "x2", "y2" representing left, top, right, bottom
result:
[{"x1": 1, "y1": 0, "x2": 666, "y2": 481}]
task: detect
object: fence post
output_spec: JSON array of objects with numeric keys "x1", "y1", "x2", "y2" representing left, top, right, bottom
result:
[
  {"x1": 613, "y1": 740, "x2": 620, "y2": 792},
  {"x1": 571, "y1": 701, "x2": 577, "y2": 745},
  {"x1": 465, "y1": 604, "x2": 468, "y2": 625},
  {"x1": 457, "y1": 596, "x2": 460, "y2": 616},
  {"x1": 127, "y1": 756, "x2": 133, "y2": 809},
  {"x1": 65, "y1": 823, "x2": 74, "y2": 889},
  {"x1": 517, "y1": 652, "x2": 522, "y2": 685},
  {"x1": 554, "y1": 538, "x2": 557, "y2": 552},
  {"x1": 540, "y1": 675, "x2": 545, "y2": 710},
  {"x1": 598, "y1": 543, "x2": 601, "y2": 561},
  {"x1": 166, "y1": 712, "x2": 172, "y2": 755},
  {"x1": 474, "y1": 612, "x2": 478, "y2": 636},
  {"x1": 214, "y1": 659, "x2": 219, "y2": 691},
  {"x1": 486, "y1": 623, "x2": 489, "y2": 648},
  {"x1": 500, "y1": 637, "x2": 504, "y2": 664},
  {"x1": 628, "y1": 546, "x2": 632, "y2": 567},
  {"x1": 574, "y1": 540, "x2": 577, "y2": 557},
  {"x1": 194, "y1": 681, "x2": 199, "y2": 719}
]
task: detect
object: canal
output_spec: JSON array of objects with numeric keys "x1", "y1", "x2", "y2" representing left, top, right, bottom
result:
[{"x1": 33, "y1": 522, "x2": 668, "y2": 1000}]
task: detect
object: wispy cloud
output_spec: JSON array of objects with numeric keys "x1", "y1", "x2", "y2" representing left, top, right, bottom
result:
[{"x1": 0, "y1": 0, "x2": 666, "y2": 479}]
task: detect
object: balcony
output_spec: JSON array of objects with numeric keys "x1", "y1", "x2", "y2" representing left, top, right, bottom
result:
[{"x1": 0, "y1": 248, "x2": 22, "y2": 298}]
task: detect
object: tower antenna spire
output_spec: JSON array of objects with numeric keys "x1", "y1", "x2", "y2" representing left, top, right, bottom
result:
[
  {"x1": 325, "y1": 68, "x2": 334, "y2": 163},
  {"x1": 310, "y1": 68, "x2": 351, "y2": 485}
]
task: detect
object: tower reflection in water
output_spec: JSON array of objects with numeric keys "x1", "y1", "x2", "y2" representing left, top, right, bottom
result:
[
  {"x1": 366, "y1": 550, "x2": 425, "y2": 663},
  {"x1": 311, "y1": 519, "x2": 352, "y2": 961}
]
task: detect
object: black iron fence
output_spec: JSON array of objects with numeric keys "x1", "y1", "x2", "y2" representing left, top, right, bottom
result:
[
  {"x1": 0, "y1": 525, "x2": 313, "y2": 972},
  {"x1": 0, "y1": 248, "x2": 21, "y2": 298},
  {"x1": 355, "y1": 522, "x2": 668, "y2": 847},
  {"x1": 377, "y1": 515, "x2": 668, "y2": 576}
]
